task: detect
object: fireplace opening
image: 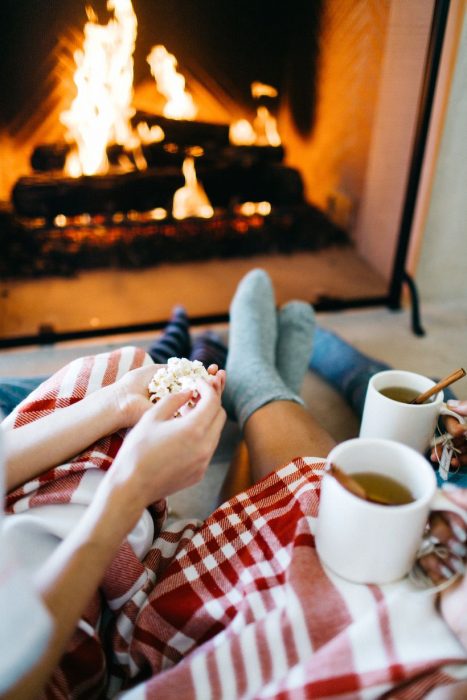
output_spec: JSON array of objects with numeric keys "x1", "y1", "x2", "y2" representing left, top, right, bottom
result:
[{"x1": 0, "y1": 1, "x2": 450, "y2": 345}]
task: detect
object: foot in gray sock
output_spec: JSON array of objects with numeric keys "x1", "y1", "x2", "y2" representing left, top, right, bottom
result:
[
  {"x1": 276, "y1": 301, "x2": 315, "y2": 394},
  {"x1": 223, "y1": 269, "x2": 304, "y2": 429}
]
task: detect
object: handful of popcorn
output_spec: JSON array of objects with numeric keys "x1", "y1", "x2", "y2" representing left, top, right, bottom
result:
[{"x1": 148, "y1": 357, "x2": 209, "y2": 407}]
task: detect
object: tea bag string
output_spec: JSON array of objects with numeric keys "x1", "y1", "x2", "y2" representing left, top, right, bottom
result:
[{"x1": 431, "y1": 425, "x2": 463, "y2": 481}]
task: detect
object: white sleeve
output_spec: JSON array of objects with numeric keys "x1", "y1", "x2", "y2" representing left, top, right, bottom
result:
[{"x1": 0, "y1": 429, "x2": 52, "y2": 694}]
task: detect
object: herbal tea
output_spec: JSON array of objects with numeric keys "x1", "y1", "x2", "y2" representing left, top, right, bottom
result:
[
  {"x1": 351, "y1": 471, "x2": 414, "y2": 505},
  {"x1": 379, "y1": 386, "x2": 429, "y2": 404}
]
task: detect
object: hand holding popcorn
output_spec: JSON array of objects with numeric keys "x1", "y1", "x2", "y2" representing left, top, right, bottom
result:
[{"x1": 148, "y1": 357, "x2": 212, "y2": 413}]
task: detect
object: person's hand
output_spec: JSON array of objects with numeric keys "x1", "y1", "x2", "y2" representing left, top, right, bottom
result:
[
  {"x1": 430, "y1": 400, "x2": 467, "y2": 470},
  {"x1": 416, "y1": 488, "x2": 467, "y2": 585},
  {"x1": 429, "y1": 489, "x2": 467, "y2": 651},
  {"x1": 111, "y1": 362, "x2": 226, "y2": 429},
  {"x1": 95, "y1": 371, "x2": 226, "y2": 532},
  {"x1": 110, "y1": 364, "x2": 164, "y2": 429}
]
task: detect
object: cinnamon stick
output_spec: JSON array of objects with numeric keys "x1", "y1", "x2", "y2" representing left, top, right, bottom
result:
[
  {"x1": 410, "y1": 368, "x2": 466, "y2": 405},
  {"x1": 327, "y1": 464, "x2": 392, "y2": 505}
]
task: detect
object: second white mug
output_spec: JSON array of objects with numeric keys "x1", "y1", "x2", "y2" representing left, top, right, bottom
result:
[{"x1": 359, "y1": 370, "x2": 464, "y2": 453}]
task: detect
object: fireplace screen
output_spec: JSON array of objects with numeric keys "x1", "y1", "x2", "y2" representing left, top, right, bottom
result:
[{"x1": 0, "y1": 1, "x2": 448, "y2": 344}]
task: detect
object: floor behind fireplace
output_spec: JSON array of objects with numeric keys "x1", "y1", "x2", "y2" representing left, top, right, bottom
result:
[{"x1": 1, "y1": 247, "x2": 387, "y2": 341}]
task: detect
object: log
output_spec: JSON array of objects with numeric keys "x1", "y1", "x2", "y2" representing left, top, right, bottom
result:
[
  {"x1": 30, "y1": 143, "x2": 69, "y2": 172},
  {"x1": 13, "y1": 168, "x2": 184, "y2": 219},
  {"x1": 30, "y1": 140, "x2": 284, "y2": 173},
  {"x1": 201, "y1": 163, "x2": 304, "y2": 208},
  {"x1": 13, "y1": 163, "x2": 304, "y2": 219},
  {"x1": 1, "y1": 203, "x2": 349, "y2": 280},
  {"x1": 132, "y1": 112, "x2": 230, "y2": 149}
]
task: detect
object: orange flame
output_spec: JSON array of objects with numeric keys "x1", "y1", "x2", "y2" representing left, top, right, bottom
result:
[
  {"x1": 237, "y1": 201, "x2": 271, "y2": 217},
  {"x1": 173, "y1": 157, "x2": 214, "y2": 220},
  {"x1": 229, "y1": 82, "x2": 281, "y2": 147},
  {"x1": 229, "y1": 119, "x2": 256, "y2": 146},
  {"x1": 253, "y1": 106, "x2": 281, "y2": 147},
  {"x1": 60, "y1": 0, "x2": 137, "y2": 176},
  {"x1": 147, "y1": 45, "x2": 197, "y2": 121},
  {"x1": 136, "y1": 121, "x2": 165, "y2": 144},
  {"x1": 251, "y1": 81, "x2": 278, "y2": 99}
]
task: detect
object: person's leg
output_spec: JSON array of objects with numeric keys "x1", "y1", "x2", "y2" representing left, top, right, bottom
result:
[
  {"x1": 146, "y1": 306, "x2": 191, "y2": 363},
  {"x1": 309, "y1": 326, "x2": 390, "y2": 419},
  {"x1": 309, "y1": 327, "x2": 458, "y2": 420},
  {"x1": 0, "y1": 376, "x2": 49, "y2": 418},
  {"x1": 244, "y1": 401, "x2": 335, "y2": 484},
  {"x1": 276, "y1": 301, "x2": 315, "y2": 395},
  {"x1": 222, "y1": 269, "x2": 308, "y2": 427},
  {"x1": 222, "y1": 269, "x2": 335, "y2": 486},
  {"x1": 190, "y1": 330, "x2": 227, "y2": 369}
]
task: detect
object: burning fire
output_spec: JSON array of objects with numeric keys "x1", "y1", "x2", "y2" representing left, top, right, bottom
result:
[
  {"x1": 229, "y1": 119, "x2": 256, "y2": 146},
  {"x1": 251, "y1": 81, "x2": 278, "y2": 99},
  {"x1": 135, "y1": 121, "x2": 165, "y2": 145},
  {"x1": 237, "y1": 201, "x2": 271, "y2": 217},
  {"x1": 253, "y1": 106, "x2": 281, "y2": 147},
  {"x1": 59, "y1": 0, "x2": 279, "y2": 192},
  {"x1": 173, "y1": 157, "x2": 214, "y2": 220},
  {"x1": 147, "y1": 45, "x2": 197, "y2": 121},
  {"x1": 229, "y1": 82, "x2": 281, "y2": 147},
  {"x1": 229, "y1": 107, "x2": 281, "y2": 147},
  {"x1": 60, "y1": 0, "x2": 138, "y2": 177}
]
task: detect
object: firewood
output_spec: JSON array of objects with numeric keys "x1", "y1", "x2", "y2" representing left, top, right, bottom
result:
[
  {"x1": 13, "y1": 168, "x2": 184, "y2": 219},
  {"x1": 13, "y1": 163, "x2": 303, "y2": 219},
  {"x1": 30, "y1": 141, "x2": 284, "y2": 173}
]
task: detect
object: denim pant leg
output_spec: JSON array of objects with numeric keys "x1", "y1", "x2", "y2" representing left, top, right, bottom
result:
[{"x1": 0, "y1": 376, "x2": 49, "y2": 418}]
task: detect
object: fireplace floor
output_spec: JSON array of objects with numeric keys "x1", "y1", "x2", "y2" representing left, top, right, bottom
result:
[{"x1": 0, "y1": 247, "x2": 387, "y2": 342}]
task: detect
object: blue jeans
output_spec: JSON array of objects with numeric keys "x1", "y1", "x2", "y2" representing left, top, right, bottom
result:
[{"x1": 0, "y1": 377, "x2": 48, "y2": 419}]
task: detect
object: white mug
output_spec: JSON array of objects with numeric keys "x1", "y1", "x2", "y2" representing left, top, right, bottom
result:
[
  {"x1": 359, "y1": 370, "x2": 465, "y2": 453},
  {"x1": 315, "y1": 438, "x2": 437, "y2": 584}
]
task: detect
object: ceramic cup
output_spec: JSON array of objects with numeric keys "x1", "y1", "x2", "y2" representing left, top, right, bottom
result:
[
  {"x1": 315, "y1": 438, "x2": 437, "y2": 584},
  {"x1": 359, "y1": 370, "x2": 465, "y2": 453}
]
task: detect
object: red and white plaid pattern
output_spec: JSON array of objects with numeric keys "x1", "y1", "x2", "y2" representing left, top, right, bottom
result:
[{"x1": 5, "y1": 347, "x2": 467, "y2": 699}]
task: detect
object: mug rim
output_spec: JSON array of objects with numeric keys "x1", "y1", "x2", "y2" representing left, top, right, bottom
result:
[
  {"x1": 368, "y1": 369, "x2": 443, "y2": 406},
  {"x1": 325, "y1": 437, "x2": 437, "y2": 511}
]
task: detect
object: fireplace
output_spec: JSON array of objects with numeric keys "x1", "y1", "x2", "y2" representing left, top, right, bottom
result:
[{"x1": 0, "y1": 0, "x2": 452, "y2": 346}]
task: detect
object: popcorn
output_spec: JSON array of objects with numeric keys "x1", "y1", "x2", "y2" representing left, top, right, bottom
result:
[{"x1": 148, "y1": 357, "x2": 209, "y2": 404}]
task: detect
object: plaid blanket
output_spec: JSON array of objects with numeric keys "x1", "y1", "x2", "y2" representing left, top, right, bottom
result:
[{"x1": 4, "y1": 347, "x2": 467, "y2": 700}]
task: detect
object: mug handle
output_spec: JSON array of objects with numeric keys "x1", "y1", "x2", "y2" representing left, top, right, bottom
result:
[{"x1": 431, "y1": 490, "x2": 467, "y2": 521}]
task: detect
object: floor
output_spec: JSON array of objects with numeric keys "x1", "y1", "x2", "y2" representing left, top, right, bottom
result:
[
  {"x1": 1, "y1": 298, "x2": 466, "y2": 520},
  {"x1": 0, "y1": 247, "x2": 386, "y2": 340}
]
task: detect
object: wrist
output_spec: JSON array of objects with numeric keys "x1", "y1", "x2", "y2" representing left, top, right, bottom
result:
[
  {"x1": 92, "y1": 384, "x2": 128, "y2": 433},
  {"x1": 79, "y1": 483, "x2": 141, "y2": 551}
]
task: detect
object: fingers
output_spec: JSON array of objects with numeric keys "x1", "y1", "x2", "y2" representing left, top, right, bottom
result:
[
  {"x1": 206, "y1": 365, "x2": 226, "y2": 392},
  {"x1": 184, "y1": 378, "x2": 223, "y2": 422},
  {"x1": 150, "y1": 390, "x2": 193, "y2": 420},
  {"x1": 429, "y1": 511, "x2": 459, "y2": 545},
  {"x1": 208, "y1": 369, "x2": 226, "y2": 394},
  {"x1": 446, "y1": 400, "x2": 467, "y2": 417},
  {"x1": 444, "y1": 415, "x2": 467, "y2": 438},
  {"x1": 429, "y1": 507, "x2": 467, "y2": 547},
  {"x1": 417, "y1": 500, "x2": 467, "y2": 585},
  {"x1": 418, "y1": 551, "x2": 460, "y2": 584}
]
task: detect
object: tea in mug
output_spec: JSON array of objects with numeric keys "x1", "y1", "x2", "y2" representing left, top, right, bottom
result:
[
  {"x1": 351, "y1": 471, "x2": 414, "y2": 505},
  {"x1": 379, "y1": 386, "x2": 429, "y2": 404}
]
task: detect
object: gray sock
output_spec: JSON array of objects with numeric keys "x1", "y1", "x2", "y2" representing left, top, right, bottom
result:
[
  {"x1": 223, "y1": 269, "x2": 304, "y2": 429},
  {"x1": 276, "y1": 301, "x2": 315, "y2": 394}
]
